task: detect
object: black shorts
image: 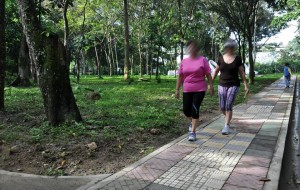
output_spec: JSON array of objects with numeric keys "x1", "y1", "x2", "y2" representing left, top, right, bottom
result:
[{"x1": 183, "y1": 92, "x2": 205, "y2": 119}]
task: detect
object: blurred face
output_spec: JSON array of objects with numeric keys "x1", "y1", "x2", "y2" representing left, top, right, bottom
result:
[
  {"x1": 188, "y1": 43, "x2": 199, "y2": 57},
  {"x1": 225, "y1": 46, "x2": 235, "y2": 54}
]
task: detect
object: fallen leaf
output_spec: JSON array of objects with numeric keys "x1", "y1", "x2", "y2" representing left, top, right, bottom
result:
[
  {"x1": 61, "y1": 160, "x2": 66, "y2": 166},
  {"x1": 259, "y1": 178, "x2": 271, "y2": 182}
]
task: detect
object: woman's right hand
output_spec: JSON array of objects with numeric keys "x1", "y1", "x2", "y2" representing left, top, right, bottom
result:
[{"x1": 175, "y1": 90, "x2": 180, "y2": 99}]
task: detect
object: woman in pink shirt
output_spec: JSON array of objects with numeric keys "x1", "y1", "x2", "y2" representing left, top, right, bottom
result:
[{"x1": 176, "y1": 40, "x2": 214, "y2": 141}]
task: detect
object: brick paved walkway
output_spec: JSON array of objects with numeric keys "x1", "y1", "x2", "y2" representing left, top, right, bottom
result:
[{"x1": 84, "y1": 78, "x2": 294, "y2": 190}]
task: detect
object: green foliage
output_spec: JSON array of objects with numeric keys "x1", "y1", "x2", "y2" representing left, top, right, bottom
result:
[
  {"x1": 0, "y1": 75, "x2": 281, "y2": 145},
  {"x1": 29, "y1": 121, "x2": 97, "y2": 143},
  {"x1": 271, "y1": 0, "x2": 300, "y2": 29}
]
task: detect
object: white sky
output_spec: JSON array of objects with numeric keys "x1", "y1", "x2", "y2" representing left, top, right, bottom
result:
[{"x1": 264, "y1": 20, "x2": 298, "y2": 47}]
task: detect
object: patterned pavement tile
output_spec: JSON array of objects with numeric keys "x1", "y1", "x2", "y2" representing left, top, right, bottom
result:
[
  {"x1": 210, "y1": 170, "x2": 231, "y2": 181},
  {"x1": 228, "y1": 140, "x2": 251, "y2": 147},
  {"x1": 222, "y1": 184, "x2": 254, "y2": 190},
  {"x1": 166, "y1": 145, "x2": 196, "y2": 154},
  {"x1": 101, "y1": 176, "x2": 150, "y2": 190},
  {"x1": 202, "y1": 141, "x2": 225, "y2": 149},
  {"x1": 255, "y1": 134, "x2": 277, "y2": 141},
  {"x1": 154, "y1": 149, "x2": 191, "y2": 162},
  {"x1": 239, "y1": 155, "x2": 271, "y2": 168},
  {"x1": 248, "y1": 140, "x2": 276, "y2": 153},
  {"x1": 226, "y1": 173, "x2": 264, "y2": 189},
  {"x1": 219, "y1": 165, "x2": 236, "y2": 173},
  {"x1": 222, "y1": 144, "x2": 248, "y2": 154},
  {"x1": 143, "y1": 158, "x2": 177, "y2": 171},
  {"x1": 233, "y1": 163, "x2": 268, "y2": 177},
  {"x1": 125, "y1": 166, "x2": 165, "y2": 181},
  {"x1": 232, "y1": 135, "x2": 254, "y2": 143},
  {"x1": 257, "y1": 130, "x2": 279, "y2": 137},
  {"x1": 144, "y1": 183, "x2": 180, "y2": 190},
  {"x1": 196, "y1": 131, "x2": 218, "y2": 139},
  {"x1": 202, "y1": 178, "x2": 226, "y2": 189},
  {"x1": 244, "y1": 149, "x2": 273, "y2": 159},
  {"x1": 236, "y1": 133, "x2": 256, "y2": 138},
  {"x1": 246, "y1": 105, "x2": 274, "y2": 113},
  {"x1": 155, "y1": 164, "x2": 214, "y2": 189}
]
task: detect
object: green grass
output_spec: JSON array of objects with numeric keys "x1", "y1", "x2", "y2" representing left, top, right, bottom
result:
[{"x1": 0, "y1": 73, "x2": 282, "y2": 144}]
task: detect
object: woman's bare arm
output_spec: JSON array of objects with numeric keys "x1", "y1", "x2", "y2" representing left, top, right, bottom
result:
[
  {"x1": 175, "y1": 75, "x2": 183, "y2": 99},
  {"x1": 206, "y1": 73, "x2": 214, "y2": 96},
  {"x1": 239, "y1": 66, "x2": 249, "y2": 94},
  {"x1": 212, "y1": 65, "x2": 220, "y2": 81}
]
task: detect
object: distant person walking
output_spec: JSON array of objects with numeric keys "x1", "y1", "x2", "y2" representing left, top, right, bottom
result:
[
  {"x1": 284, "y1": 63, "x2": 292, "y2": 88},
  {"x1": 212, "y1": 39, "x2": 249, "y2": 135},
  {"x1": 176, "y1": 40, "x2": 214, "y2": 141}
]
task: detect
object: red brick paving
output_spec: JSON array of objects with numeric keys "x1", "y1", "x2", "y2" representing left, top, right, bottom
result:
[
  {"x1": 143, "y1": 157, "x2": 176, "y2": 171},
  {"x1": 222, "y1": 184, "x2": 254, "y2": 190},
  {"x1": 125, "y1": 166, "x2": 165, "y2": 182},
  {"x1": 239, "y1": 155, "x2": 271, "y2": 168},
  {"x1": 233, "y1": 163, "x2": 268, "y2": 177},
  {"x1": 226, "y1": 173, "x2": 264, "y2": 189}
]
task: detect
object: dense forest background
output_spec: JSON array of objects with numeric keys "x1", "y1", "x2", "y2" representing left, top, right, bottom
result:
[{"x1": 0, "y1": 0, "x2": 299, "y2": 124}]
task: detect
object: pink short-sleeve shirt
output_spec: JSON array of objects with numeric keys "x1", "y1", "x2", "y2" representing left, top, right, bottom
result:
[{"x1": 178, "y1": 56, "x2": 211, "y2": 93}]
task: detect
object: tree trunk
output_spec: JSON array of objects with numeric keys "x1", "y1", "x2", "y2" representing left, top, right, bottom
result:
[
  {"x1": 156, "y1": 46, "x2": 160, "y2": 80},
  {"x1": 108, "y1": 36, "x2": 115, "y2": 75},
  {"x1": 29, "y1": 53, "x2": 37, "y2": 82},
  {"x1": 146, "y1": 47, "x2": 149, "y2": 76},
  {"x1": 17, "y1": 0, "x2": 82, "y2": 125},
  {"x1": 81, "y1": 50, "x2": 86, "y2": 75},
  {"x1": 150, "y1": 50, "x2": 153, "y2": 79},
  {"x1": 12, "y1": 35, "x2": 30, "y2": 87},
  {"x1": 63, "y1": 0, "x2": 71, "y2": 65},
  {"x1": 138, "y1": 40, "x2": 143, "y2": 77},
  {"x1": 174, "y1": 44, "x2": 178, "y2": 78},
  {"x1": 248, "y1": 36, "x2": 255, "y2": 84},
  {"x1": 178, "y1": 0, "x2": 184, "y2": 61},
  {"x1": 104, "y1": 44, "x2": 112, "y2": 76},
  {"x1": 0, "y1": 0, "x2": 5, "y2": 110},
  {"x1": 76, "y1": 58, "x2": 80, "y2": 83},
  {"x1": 114, "y1": 40, "x2": 119, "y2": 74},
  {"x1": 123, "y1": 0, "x2": 130, "y2": 80},
  {"x1": 242, "y1": 34, "x2": 247, "y2": 65},
  {"x1": 76, "y1": 0, "x2": 88, "y2": 83},
  {"x1": 94, "y1": 43, "x2": 102, "y2": 78},
  {"x1": 131, "y1": 55, "x2": 134, "y2": 76}
]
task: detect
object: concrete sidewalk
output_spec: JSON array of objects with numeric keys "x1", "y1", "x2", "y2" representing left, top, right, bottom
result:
[{"x1": 0, "y1": 77, "x2": 295, "y2": 190}]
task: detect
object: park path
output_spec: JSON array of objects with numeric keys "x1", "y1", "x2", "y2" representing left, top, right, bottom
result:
[
  {"x1": 0, "y1": 77, "x2": 295, "y2": 190},
  {"x1": 83, "y1": 77, "x2": 295, "y2": 190}
]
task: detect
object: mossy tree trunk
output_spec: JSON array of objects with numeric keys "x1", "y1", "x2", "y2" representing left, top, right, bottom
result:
[
  {"x1": 123, "y1": 0, "x2": 130, "y2": 80},
  {"x1": 17, "y1": 0, "x2": 82, "y2": 125},
  {"x1": 11, "y1": 35, "x2": 31, "y2": 87},
  {"x1": 0, "y1": 0, "x2": 5, "y2": 110}
]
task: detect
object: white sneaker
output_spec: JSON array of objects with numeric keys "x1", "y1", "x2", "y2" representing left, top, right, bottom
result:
[{"x1": 222, "y1": 125, "x2": 230, "y2": 135}]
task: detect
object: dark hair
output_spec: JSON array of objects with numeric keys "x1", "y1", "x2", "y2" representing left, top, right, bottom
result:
[
  {"x1": 186, "y1": 40, "x2": 200, "y2": 51},
  {"x1": 285, "y1": 63, "x2": 290, "y2": 66}
]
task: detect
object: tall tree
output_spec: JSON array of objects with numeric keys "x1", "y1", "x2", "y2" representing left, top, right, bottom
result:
[
  {"x1": 123, "y1": 0, "x2": 130, "y2": 80},
  {"x1": 17, "y1": 0, "x2": 82, "y2": 125},
  {"x1": 0, "y1": 0, "x2": 5, "y2": 110},
  {"x1": 207, "y1": 0, "x2": 260, "y2": 84}
]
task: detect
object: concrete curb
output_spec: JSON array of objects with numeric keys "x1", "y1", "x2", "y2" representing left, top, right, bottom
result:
[
  {"x1": 0, "y1": 169, "x2": 111, "y2": 180},
  {"x1": 263, "y1": 76, "x2": 296, "y2": 190}
]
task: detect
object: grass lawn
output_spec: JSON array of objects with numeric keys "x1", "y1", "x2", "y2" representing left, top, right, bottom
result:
[{"x1": 0, "y1": 73, "x2": 282, "y2": 175}]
